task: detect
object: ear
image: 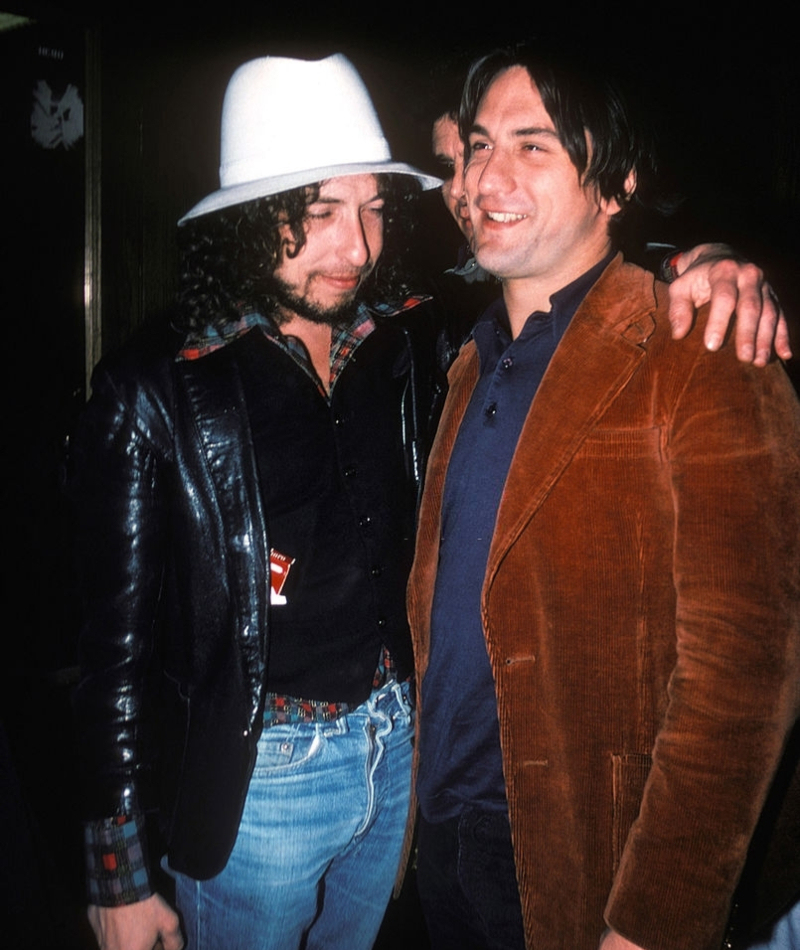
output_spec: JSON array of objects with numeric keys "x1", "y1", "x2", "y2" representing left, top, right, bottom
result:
[
  {"x1": 277, "y1": 219, "x2": 299, "y2": 259},
  {"x1": 603, "y1": 168, "x2": 637, "y2": 216},
  {"x1": 622, "y1": 168, "x2": 637, "y2": 200}
]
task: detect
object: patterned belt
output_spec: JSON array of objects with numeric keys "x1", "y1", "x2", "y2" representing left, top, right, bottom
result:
[
  {"x1": 263, "y1": 647, "x2": 398, "y2": 727},
  {"x1": 263, "y1": 694, "x2": 352, "y2": 727}
]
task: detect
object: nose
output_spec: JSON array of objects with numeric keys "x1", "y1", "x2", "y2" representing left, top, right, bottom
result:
[
  {"x1": 341, "y1": 212, "x2": 372, "y2": 268},
  {"x1": 471, "y1": 147, "x2": 513, "y2": 197},
  {"x1": 451, "y1": 150, "x2": 466, "y2": 204},
  {"x1": 451, "y1": 169, "x2": 466, "y2": 209}
]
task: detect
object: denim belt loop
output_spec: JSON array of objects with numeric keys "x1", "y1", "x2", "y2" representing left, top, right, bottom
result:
[{"x1": 380, "y1": 676, "x2": 414, "y2": 728}]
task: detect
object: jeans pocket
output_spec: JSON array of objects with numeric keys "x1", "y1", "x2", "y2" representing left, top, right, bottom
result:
[{"x1": 252, "y1": 724, "x2": 322, "y2": 773}]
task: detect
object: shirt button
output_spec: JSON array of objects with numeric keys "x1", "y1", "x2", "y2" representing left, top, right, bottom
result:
[
  {"x1": 377, "y1": 617, "x2": 387, "y2": 628},
  {"x1": 343, "y1": 466, "x2": 357, "y2": 477},
  {"x1": 485, "y1": 402, "x2": 497, "y2": 417},
  {"x1": 371, "y1": 566, "x2": 382, "y2": 577},
  {"x1": 359, "y1": 515, "x2": 372, "y2": 528},
  {"x1": 502, "y1": 356, "x2": 514, "y2": 369}
]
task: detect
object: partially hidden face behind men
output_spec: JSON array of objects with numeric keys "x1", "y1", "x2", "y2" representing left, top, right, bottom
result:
[{"x1": 432, "y1": 114, "x2": 472, "y2": 243}]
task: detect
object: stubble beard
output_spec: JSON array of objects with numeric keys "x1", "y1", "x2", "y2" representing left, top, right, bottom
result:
[{"x1": 267, "y1": 274, "x2": 366, "y2": 329}]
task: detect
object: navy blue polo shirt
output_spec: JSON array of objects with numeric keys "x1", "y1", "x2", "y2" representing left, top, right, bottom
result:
[{"x1": 417, "y1": 256, "x2": 611, "y2": 822}]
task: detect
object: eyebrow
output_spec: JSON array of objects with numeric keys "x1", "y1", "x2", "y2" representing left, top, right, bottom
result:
[
  {"x1": 470, "y1": 123, "x2": 559, "y2": 140},
  {"x1": 311, "y1": 193, "x2": 384, "y2": 206}
]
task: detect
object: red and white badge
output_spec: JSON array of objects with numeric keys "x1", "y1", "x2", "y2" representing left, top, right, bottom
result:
[{"x1": 269, "y1": 548, "x2": 295, "y2": 605}]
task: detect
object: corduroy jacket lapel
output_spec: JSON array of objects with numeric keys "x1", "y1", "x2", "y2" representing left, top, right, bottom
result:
[{"x1": 484, "y1": 256, "x2": 659, "y2": 588}]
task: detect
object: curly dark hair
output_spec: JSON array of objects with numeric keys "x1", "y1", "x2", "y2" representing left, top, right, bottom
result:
[{"x1": 175, "y1": 174, "x2": 421, "y2": 333}]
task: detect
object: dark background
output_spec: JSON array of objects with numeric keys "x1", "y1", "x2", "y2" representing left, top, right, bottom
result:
[{"x1": 1, "y1": 2, "x2": 797, "y2": 947}]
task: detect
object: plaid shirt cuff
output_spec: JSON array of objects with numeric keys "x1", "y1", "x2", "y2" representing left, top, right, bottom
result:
[{"x1": 84, "y1": 814, "x2": 152, "y2": 906}]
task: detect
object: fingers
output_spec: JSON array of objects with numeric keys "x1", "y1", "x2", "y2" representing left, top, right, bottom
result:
[
  {"x1": 699, "y1": 259, "x2": 759, "y2": 354},
  {"x1": 668, "y1": 295, "x2": 697, "y2": 341},
  {"x1": 748, "y1": 285, "x2": 782, "y2": 367},
  {"x1": 160, "y1": 929, "x2": 185, "y2": 950},
  {"x1": 671, "y1": 256, "x2": 789, "y2": 364},
  {"x1": 667, "y1": 264, "x2": 708, "y2": 340},
  {"x1": 774, "y1": 313, "x2": 793, "y2": 362},
  {"x1": 86, "y1": 896, "x2": 184, "y2": 950},
  {"x1": 701, "y1": 284, "x2": 742, "y2": 353},
  {"x1": 158, "y1": 905, "x2": 185, "y2": 950}
]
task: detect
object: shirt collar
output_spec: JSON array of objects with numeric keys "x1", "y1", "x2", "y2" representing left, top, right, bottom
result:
[
  {"x1": 473, "y1": 251, "x2": 615, "y2": 356},
  {"x1": 176, "y1": 295, "x2": 430, "y2": 399},
  {"x1": 176, "y1": 294, "x2": 430, "y2": 364},
  {"x1": 177, "y1": 306, "x2": 375, "y2": 401}
]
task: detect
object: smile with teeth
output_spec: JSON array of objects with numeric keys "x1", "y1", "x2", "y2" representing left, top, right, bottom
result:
[{"x1": 486, "y1": 211, "x2": 527, "y2": 222}]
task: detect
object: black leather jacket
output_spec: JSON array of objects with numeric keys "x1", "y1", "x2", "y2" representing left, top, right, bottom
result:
[{"x1": 71, "y1": 305, "x2": 448, "y2": 879}]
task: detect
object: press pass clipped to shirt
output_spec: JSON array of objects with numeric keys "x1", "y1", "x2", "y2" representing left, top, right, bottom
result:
[{"x1": 269, "y1": 548, "x2": 295, "y2": 605}]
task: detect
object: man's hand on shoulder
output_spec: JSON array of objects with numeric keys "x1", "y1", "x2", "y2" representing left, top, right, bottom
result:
[
  {"x1": 598, "y1": 928, "x2": 647, "y2": 950},
  {"x1": 88, "y1": 893, "x2": 184, "y2": 950},
  {"x1": 666, "y1": 242, "x2": 792, "y2": 366}
]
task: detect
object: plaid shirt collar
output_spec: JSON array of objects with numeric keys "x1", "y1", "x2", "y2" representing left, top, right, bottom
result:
[{"x1": 177, "y1": 296, "x2": 429, "y2": 399}]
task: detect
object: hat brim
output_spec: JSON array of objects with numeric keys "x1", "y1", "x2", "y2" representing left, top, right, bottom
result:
[{"x1": 178, "y1": 161, "x2": 442, "y2": 224}]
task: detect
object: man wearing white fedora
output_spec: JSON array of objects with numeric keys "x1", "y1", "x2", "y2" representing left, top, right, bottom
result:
[
  {"x1": 73, "y1": 52, "x2": 441, "y2": 950},
  {"x1": 72, "y1": 51, "x2": 788, "y2": 950}
]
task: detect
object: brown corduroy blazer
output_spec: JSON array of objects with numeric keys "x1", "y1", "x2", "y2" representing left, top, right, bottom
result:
[{"x1": 407, "y1": 255, "x2": 800, "y2": 950}]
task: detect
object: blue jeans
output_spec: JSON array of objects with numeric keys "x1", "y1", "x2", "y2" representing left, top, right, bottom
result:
[
  {"x1": 746, "y1": 899, "x2": 800, "y2": 950},
  {"x1": 171, "y1": 678, "x2": 414, "y2": 950}
]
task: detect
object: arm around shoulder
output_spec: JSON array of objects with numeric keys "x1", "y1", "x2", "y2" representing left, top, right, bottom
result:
[{"x1": 667, "y1": 243, "x2": 792, "y2": 365}]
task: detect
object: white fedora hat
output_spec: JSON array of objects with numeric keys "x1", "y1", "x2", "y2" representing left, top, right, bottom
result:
[{"x1": 179, "y1": 53, "x2": 441, "y2": 224}]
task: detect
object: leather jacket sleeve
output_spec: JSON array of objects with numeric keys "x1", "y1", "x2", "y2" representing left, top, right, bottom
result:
[
  {"x1": 71, "y1": 343, "x2": 176, "y2": 823},
  {"x1": 70, "y1": 326, "x2": 270, "y2": 882}
]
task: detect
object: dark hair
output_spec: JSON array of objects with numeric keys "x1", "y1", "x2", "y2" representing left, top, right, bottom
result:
[
  {"x1": 175, "y1": 174, "x2": 421, "y2": 333},
  {"x1": 458, "y1": 44, "x2": 658, "y2": 217}
]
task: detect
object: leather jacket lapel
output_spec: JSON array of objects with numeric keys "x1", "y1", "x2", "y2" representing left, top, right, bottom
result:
[{"x1": 178, "y1": 339, "x2": 270, "y2": 727}]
